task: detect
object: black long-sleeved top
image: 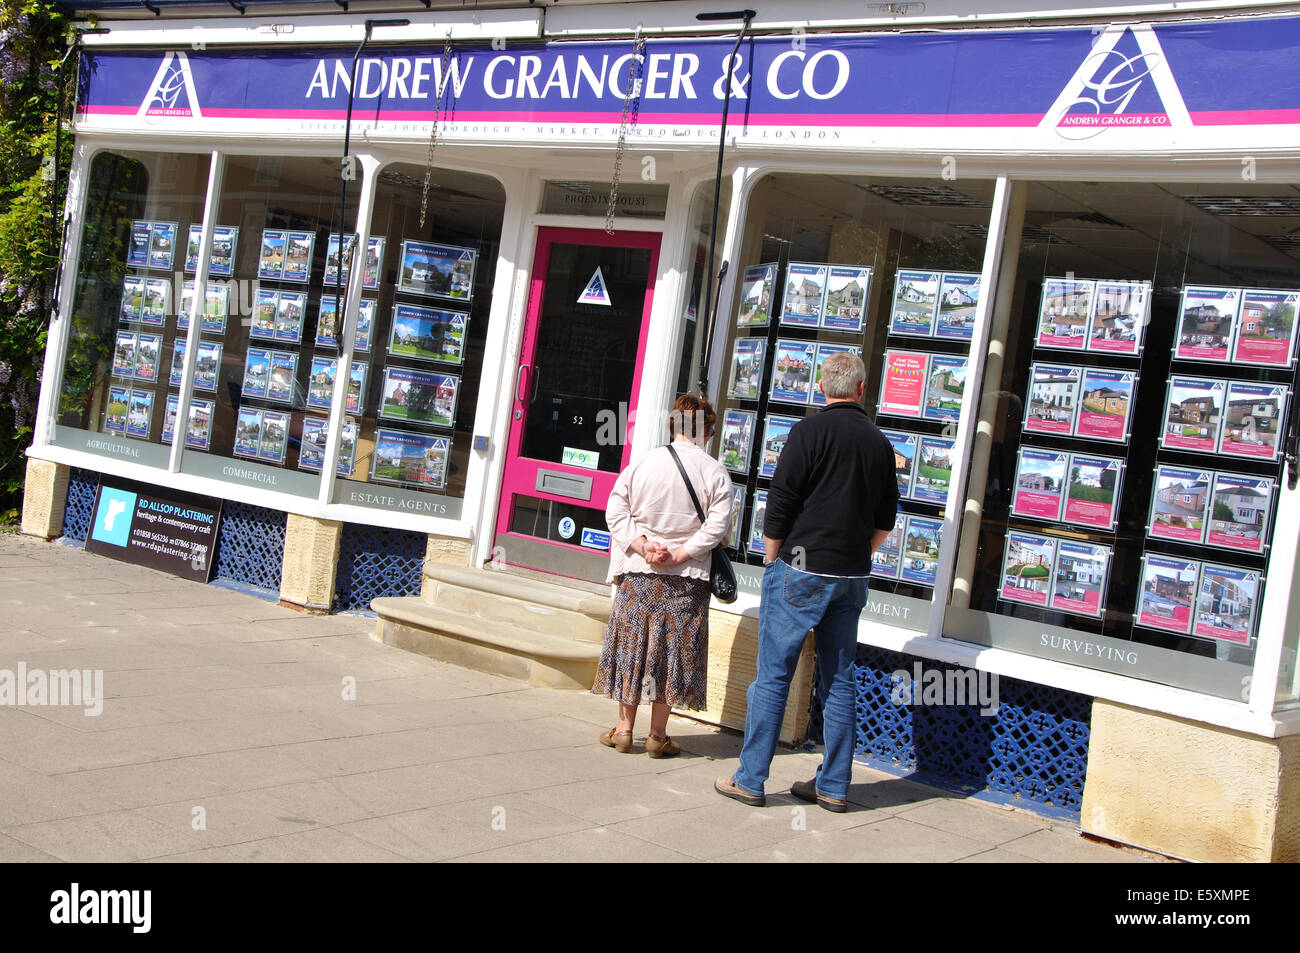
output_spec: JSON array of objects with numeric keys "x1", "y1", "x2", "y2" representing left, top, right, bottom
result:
[{"x1": 764, "y1": 400, "x2": 900, "y2": 576}]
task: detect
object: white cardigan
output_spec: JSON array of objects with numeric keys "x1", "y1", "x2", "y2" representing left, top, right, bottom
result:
[{"x1": 604, "y1": 440, "x2": 734, "y2": 584}]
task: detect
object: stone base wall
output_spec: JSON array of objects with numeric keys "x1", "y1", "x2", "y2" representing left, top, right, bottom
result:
[
  {"x1": 279, "y1": 514, "x2": 342, "y2": 612},
  {"x1": 20, "y1": 459, "x2": 70, "y2": 540},
  {"x1": 1082, "y1": 700, "x2": 1300, "y2": 862}
]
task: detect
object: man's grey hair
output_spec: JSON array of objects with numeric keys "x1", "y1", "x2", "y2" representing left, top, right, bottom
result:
[{"x1": 820, "y1": 351, "x2": 866, "y2": 399}]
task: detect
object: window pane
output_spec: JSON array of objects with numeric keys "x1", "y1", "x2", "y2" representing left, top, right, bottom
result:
[
  {"x1": 170, "y1": 155, "x2": 363, "y2": 497},
  {"x1": 55, "y1": 150, "x2": 212, "y2": 468},
  {"x1": 328, "y1": 163, "x2": 505, "y2": 518},
  {"x1": 714, "y1": 173, "x2": 996, "y2": 627},
  {"x1": 949, "y1": 180, "x2": 1300, "y2": 701}
]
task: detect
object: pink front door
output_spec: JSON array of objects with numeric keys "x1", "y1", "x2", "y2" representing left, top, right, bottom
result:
[{"x1": 494, "y1": 227, "x2": 661, "y2": 583}]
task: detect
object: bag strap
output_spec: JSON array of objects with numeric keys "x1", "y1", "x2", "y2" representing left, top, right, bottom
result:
[{"x1": 666, "y1": 444, "x2": 706, "y2": 525}]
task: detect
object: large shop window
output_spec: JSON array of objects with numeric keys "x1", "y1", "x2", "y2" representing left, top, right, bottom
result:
[
  {"x1": 169, "y1": 154, "x2": 365, "y2": 497},
  {"x1": 326, "y1": 162, "x2": 504, "y2": 520},
  {"x1": 55, "y1": 149, "x2": 212, "y2": 468},
  {"x1": 948, "y1": 181, "x2": 1300, "y2": 701},
  {"x1": 714, "y1": 173, "x2": 996, "y2": 629}
]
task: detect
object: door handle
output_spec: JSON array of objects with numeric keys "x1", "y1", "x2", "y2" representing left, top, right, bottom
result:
[{"x1": 515, "y1": 364, "x2": 529, "y2": 404}]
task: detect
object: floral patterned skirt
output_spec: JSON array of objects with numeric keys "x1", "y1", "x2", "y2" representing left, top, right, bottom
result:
[{"x1": 591, "y1": 573, "x2": 710, "y2": 711}]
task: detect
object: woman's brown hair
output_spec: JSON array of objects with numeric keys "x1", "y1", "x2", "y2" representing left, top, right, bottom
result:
[{"x1": 667, "y1": 393, "x2": 717, "y2": 441}]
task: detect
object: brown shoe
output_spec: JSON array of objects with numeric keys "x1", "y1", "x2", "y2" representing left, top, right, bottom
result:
[
  {"x1": 645, "y1": 734, "x2": 680, "y2": 759},
  {"x1": 600, "y1": 728, "x2": 633, "y2": 753},
  {"x1": 714, "y1": 775, "x2": 765, "y2": 807},
  {"x1": 790, "y1": 778, "x2": 848, "y2": 813}
]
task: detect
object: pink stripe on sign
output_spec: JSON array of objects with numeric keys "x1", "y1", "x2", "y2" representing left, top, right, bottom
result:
[
  {"x1": 80, "y1": 103, "x2": 1045, "y2": 128},
  {"x1": 1190, "y1": 109, "x2": 1300, "y2": 126}
]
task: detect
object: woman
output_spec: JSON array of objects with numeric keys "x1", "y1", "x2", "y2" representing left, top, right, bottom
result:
[{"x1": 592, "y1": 393, "x2": 734, "y2": 757}]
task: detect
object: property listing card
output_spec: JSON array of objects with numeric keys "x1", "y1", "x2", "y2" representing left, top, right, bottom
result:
[
  {"x1": 1175, "y1": 286, "x2": 1239, "y2": 363},
  {"x1": 747, "y1": 489, "x2": 769, "y2": 557},
  {"x1": 378, "y1": 367, "x2": 459, "y2": 427},
  {"x1": 127, "y1": 221, "x2": 151, "y2": 267},
  {"x1": 759, "y1": 415, "x2": 800, "y2": 479},
  {"x1": 718, "y1": 410, "x2": 756, "y2": 473},
  {"x1": 1024, "y1": 363, "x2": 1079, "y2": 435},
  {"x1": 1063, "y1": 453, "x2": 1124, "y2": 530},
  {"x1": 736, "y1": 264, "x2": 777, "y2": 328},
  {"x1": 912, "y1": 436, "x2": 955, "y2": 505},
  {"x1": 125, "y1": 389, "x2": 154, "y2": 440},
  {"x1": 1049, "y1": 539, "x2": 1112, "y2": 619},
  {"x1": 870, "y1": 512, "x2": 905, "y2": 581},
  {"x1": 881, "y1": 429, "x2": 917, "y2": 500},
  {"x1": 1000, "y1": 531, "x2": 1056, "y2": 608},
  {"x1": 822, "y1": 265, "x2": 871, "y2": 333},
  {"x1": 878, "y1": 350, "x2": 929, "y2": 418},
  {"x1": 1160, "y1": 376, "x2": 1224, "y2": 453},
  {"x1": 935, "y1": 272, "x2": 980, "y2": 341},
  {"x1": 780, "y1": 263, "x2": 827, "y2": 327},
  {"x1": 1088, "y1": 280, "x2": 1150, "y2": 355},
  {"x1": 1218, "y1": 381, "x2": 1288, "y2": 461},
  {"x1": 770, "y1": 340, "x2": 818, "y2": 405},
  {"x1": 389, "y1": 303, "x2": 468, "y2": 365},
  {"x1": 370, "y1": 428, "x2": 450, "y2": 490},
  {"x1": 299, "y1": 416, "x2": 359, "y2": 476},
  {"x1": 1137, "y1": 553, "x2": 1199, "y2": 635},
  {"x1": 727, "y1": 337, "x2": 766, "y2": 401},
  {"x1": 1206, "y1": 472, "x2": 1274, "y2": 555},
  {"x1": 1036, "y1": 278, "x2": 1094, "y2": 350},
  {"x1": 398, "y1": 240, "x2": 476, "y2": 301},
  {"x1": 727, "y1": 484, "x2": 746, "y2": 550},
  {"x1": 923, "y1": 355, "x2": 968, "y2": 421},
  {"x1": 1232, "y1": 289, "x2": 1299, "y2": 367},
  {"x1": 1010, "y1": 448, "x2": 1069, "y2": 521},
  {"x1": 1193, "y1": 563, "x2": 1260, "y2": 645},
  {"x1": 900, "y1": 514, "x2": 942, "y2": 588},
  {"x1": 1074, "y1": 367, "x2": 1136, "y2": 442},
  {"x1": 889, "y1": 270, "x2": 940, "y2": 337},
  {"x1": 1148, "y1": 464, "x2": 1213, "y2": 544}
]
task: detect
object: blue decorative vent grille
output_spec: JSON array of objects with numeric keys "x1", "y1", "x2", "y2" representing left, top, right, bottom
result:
[
  {"x1": 809, "y1": 644, "x2": 1090, "y2": 818},
  {"x1": 61, "y1": 468, "x2": 100, "y2": 542},
  {"x1": 333, "y1": 523, "x2": 426, "y2": 613},
  {"x1": 213, "y1": 500, "x2": 286, "y2": 594}
]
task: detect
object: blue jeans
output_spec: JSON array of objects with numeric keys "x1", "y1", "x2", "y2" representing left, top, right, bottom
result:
[{"x1": 733, "y1": 558, "x2": 868, "y2": 801}]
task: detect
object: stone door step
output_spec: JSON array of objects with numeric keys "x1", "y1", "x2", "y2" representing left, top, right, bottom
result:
[
  {"x1": 373, "y1": 598, "x2": 603, "y2": 691},
  {"x1": 420, "y1": 564, "x2": 612, "y2": 644},
  {"x1": 371, "y1": 565, "x2": 614, "y2": 691}
]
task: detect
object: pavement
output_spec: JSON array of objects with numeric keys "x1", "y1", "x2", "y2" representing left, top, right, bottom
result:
[{"x1": 0, "y1": 530, "x2": 1162, "y2": 863}]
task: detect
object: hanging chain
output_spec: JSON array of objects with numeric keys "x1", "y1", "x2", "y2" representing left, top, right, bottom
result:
[
  {"x1": 420, "y1": 32, "x2": 455, "y2": 230},
  {"x1": 605, "y1": 27, "x2": 644, "y2": 235}
]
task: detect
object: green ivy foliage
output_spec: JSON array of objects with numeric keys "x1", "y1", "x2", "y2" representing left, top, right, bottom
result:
[{"x1": 0, "y1": 0, "x2": 71, "y2": 522}]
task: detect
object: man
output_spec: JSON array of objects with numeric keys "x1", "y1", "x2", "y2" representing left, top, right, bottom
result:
[{"x1": 716, "y1": 352, "x2": 900, "y2": 812}]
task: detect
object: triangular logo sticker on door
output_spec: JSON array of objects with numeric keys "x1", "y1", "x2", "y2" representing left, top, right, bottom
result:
[{"x1": 578, "y1": 267, "x2": 612, "y2": 307}]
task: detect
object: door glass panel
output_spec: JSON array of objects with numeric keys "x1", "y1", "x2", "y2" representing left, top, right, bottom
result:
[{"x1": 519, "y1": 243, "x2": 651, "y2": 473}]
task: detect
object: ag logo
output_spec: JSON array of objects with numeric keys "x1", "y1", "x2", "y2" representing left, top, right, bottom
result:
[
  {"x1": 558, "y1": 516, "x2": 576, "y2": 539},
  {"x1": 1040, "y1": 25, "x2": 1189, "y2": 141},
  {"x1": 137, "y1": 51, "x2": 203, "y2": 123}
]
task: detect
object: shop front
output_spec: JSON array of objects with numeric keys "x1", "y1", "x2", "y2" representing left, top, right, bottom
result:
[{"x1": 22, "y1": 0, "x2": 1300, "y2": 860}]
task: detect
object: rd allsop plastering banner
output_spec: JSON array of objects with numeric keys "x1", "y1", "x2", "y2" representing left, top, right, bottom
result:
[{"x1": 85, "y1": 477, "x2": 222, "y2": 583}]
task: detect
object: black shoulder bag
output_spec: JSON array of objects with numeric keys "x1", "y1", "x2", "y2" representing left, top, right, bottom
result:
[{"x1": 666, "y1": 444, "x2": 738, "y2": 603}]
